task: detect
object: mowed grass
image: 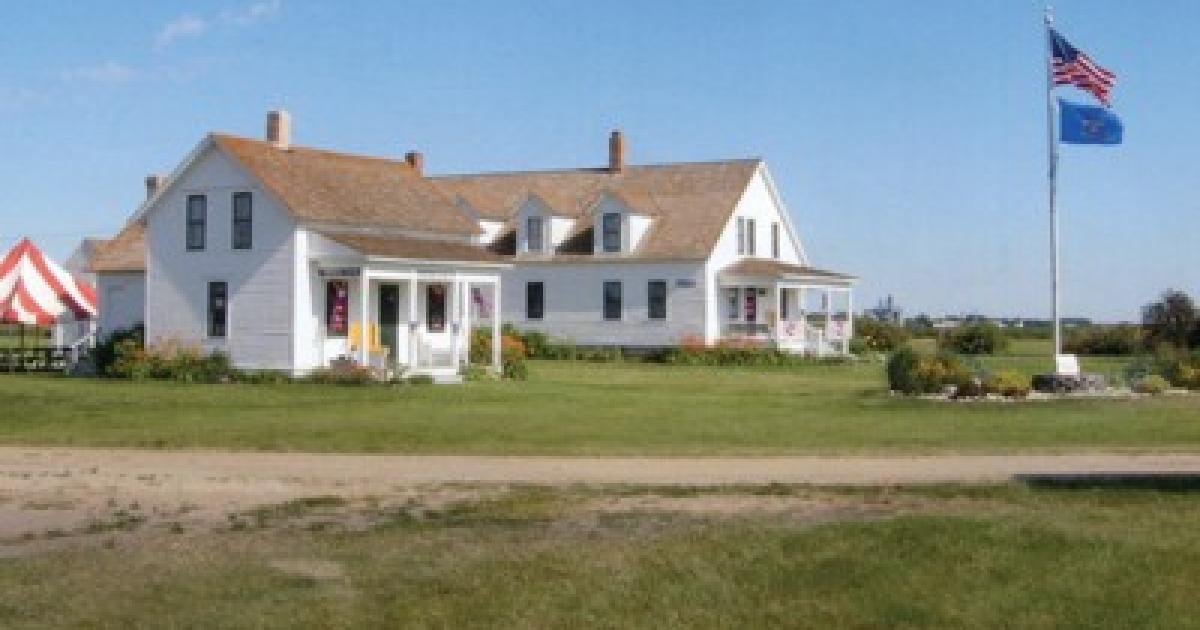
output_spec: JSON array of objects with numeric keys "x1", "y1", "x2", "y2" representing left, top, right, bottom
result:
[
  {"x1": 0, "y1": 352, "x2": 1198, "y2": 453},
  {"x1": 2, "y1": 484, "x2": 1200, "y2": 628}
]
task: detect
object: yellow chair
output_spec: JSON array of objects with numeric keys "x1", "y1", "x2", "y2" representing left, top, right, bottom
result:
[{"x1": 348, "y1": 322, "x2": 362, "y2": 352}]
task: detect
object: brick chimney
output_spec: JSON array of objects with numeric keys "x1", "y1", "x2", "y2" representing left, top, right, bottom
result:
[
  {"x1": 608, "y1": 130, "x2": 625, "y2": 173},
  {"x1": 144, "y1": 174, "x2": 166, "y2": 200},
  {"x1": 404, "y1": 151, "x2": 424, "y2": 176},
  {"x1": 266, "y1": 109, "x2": 291, "y2": 149}
]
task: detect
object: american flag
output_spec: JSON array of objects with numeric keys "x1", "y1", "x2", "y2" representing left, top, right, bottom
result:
[{"x1": 1050, "y1": 28, "x2": 1116, "y2": 106}]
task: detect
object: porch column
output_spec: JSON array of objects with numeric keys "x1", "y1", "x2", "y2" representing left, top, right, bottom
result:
[
  {"x1": 408, "y1": 276, "x2": 418, "y2": 368},
  {"x1": 823, "y1": 288, "x2": 833, "y2": 357},
  {"x1": 461, "y1": 281, "x2": 472, "y2": 367},
  {"x1": 359, "y1": 274, "x2": 370, "y2": 366},
  {"x1": 770, "y1": 282, "x2": 781, "y2": 344},
  {"x1": 450, "y1": 276, "x2": 461, "y2": 369},
  {"x1": 845, "y1": 289, "x2": 854, "y2": 355},
  {"x1": 491, "y1": 278, "x2": 502, "y2": 373}
]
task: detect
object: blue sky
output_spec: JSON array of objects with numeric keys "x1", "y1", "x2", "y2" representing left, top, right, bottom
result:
[{"x1": 2, "y1": 0, "x2": 1197, "y2": 322}]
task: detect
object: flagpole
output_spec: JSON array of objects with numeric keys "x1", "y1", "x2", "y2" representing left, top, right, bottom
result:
[{"x1": 1045, "y1": 6, "x2": 1062, "y2": 362}]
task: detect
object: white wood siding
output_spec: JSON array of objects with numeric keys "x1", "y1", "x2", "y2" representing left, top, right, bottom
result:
[
  {"x1": 703, "y1": 167, "x2": 806, "y2": 341},
  {"x1": 144, "y1": 145, "x2": 296, "y2": 370},
  {"x1": 501, "y1": 262, "x2": 706, "y2": 346},
  {"x1": 96, "y1": 271, "x2": 145, "y2": 338}
]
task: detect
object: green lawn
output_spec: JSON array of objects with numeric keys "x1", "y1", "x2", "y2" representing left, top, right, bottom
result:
[
  {"x1": 0, "y1": 354, "x2": 1197, "y2": 454},
  {"x1": 2, "y1": 484, "x2": 1200, "y2": 628}
]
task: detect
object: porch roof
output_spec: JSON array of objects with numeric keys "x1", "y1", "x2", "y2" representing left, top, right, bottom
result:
[
  {"x1": 318, "y1": 231, "x2": 509, "y2": 266},
  {"x1": 719, "y1": 259, "x2": 856, "y2": 285}
]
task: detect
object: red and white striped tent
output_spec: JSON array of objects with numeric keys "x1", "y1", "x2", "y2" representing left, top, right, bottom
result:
[{"x1": 0, "y1": 238, "x2": 97, "y2": 326}]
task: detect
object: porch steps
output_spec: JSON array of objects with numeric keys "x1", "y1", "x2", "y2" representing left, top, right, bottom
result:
[{"x1": 431, "y1": 373, "x2": 463, "y2": 385}]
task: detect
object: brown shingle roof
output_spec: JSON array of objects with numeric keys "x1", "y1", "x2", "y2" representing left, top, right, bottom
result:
[
  {"x1": 720, "y1": 259, "x2": 856, "y2": 282},
  {"x1": 211, "y1": 134, "x2": 480, "y2": 236},
  {"x1": 433, "y1": 159, "x2": 761, "y2": 260},
  {"x1": 318, "y1": 231, "x2": 507, "y2": 264},
  {"x1": 89, "y1": 222, "x2": 145, "y2": 273}
]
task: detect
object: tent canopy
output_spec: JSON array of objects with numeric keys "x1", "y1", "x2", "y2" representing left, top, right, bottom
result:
[{"x1": 0, "y1": 238, "x2": 97, "y2": 325}]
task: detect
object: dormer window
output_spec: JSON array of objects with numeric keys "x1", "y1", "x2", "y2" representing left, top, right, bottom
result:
[
  {"x1": 526, "y1": 216, "x2": 545, "y2": 253},
  {"x1": 602, "y1": 212, "x2": 622, "y2": 253}
]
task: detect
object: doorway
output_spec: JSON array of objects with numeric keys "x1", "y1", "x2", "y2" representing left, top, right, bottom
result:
[{"x1": 379, "y1": 284, "x2": 400, "y2": 363}]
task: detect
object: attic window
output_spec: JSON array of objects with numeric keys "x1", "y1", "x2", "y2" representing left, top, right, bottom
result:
[
  {"x1": 526, "y1": 216, "x2": 544, "y2": 253},
  {"x1": 602, "y1": 212, "x2": 621, "y2": 253}
]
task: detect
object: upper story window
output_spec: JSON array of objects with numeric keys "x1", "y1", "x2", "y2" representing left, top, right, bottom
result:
[
  {"x1": 771, "y1": 222, "x2": 780, "y2": 259},
  {"x1": 647, "y1": 280, "x2": 667, "y2": 320},
  {"x1": 737, "y1": 217, "x2": 757, "y2": 255},
  {"x1": 232, "y1": 192, "x2": 253, "y2": 250},
  {"x1": 207, "y1": 281, "x2": 227, "y2": 338},
  {"x1": 526, "y1": 216, "x2": 544, "y2": 253},
  {"x1": 603, "y1": 281, "x2": 622, "y2": 320},
  {"x1": 526, "y1": 281, "x2": 544, "y2": 320},
  {"x1": 186, "y1": 195, "x2": 207, "y2": 251},
  {"x1": 601, "y1": 212, "x2": 622, "y2": 253}
]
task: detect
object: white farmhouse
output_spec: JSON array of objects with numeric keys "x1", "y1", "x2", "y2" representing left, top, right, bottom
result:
[{"x1": 90, "y1": 111, "x2": 855, "y2": 376}]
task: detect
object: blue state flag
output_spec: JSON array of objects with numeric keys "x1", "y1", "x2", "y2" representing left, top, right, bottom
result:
[{"x1": 1059, "y1": 98, "x2": 1123, "y2": 145}]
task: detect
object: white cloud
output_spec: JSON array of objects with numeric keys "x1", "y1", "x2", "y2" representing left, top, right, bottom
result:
[
  {"x1": 60, "y1": 61, "x2": 138, "y2": 85},
  {"x1": 155, "y1": 14, "x2": 209, "y2": 49},
  {"x1": 221, "y1": 0, "x2": 282, "y2": 27}
]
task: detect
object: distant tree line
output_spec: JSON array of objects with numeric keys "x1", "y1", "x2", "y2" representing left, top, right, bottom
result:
[{"x1": 856, "y1": 289, "x2": 1200, "y2": 356}]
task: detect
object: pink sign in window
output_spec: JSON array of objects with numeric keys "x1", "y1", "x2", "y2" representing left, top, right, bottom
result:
[{"x1": 326, "y1": 280, "x2": 348, "y2": 337}]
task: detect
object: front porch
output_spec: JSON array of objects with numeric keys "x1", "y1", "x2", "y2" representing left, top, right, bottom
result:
[
  {"x1": 316, "y1": 267, "x2": 501, "y2": 379},
  {"x1": 718, "y1": 260, "x2": 856, "y2": 356}
]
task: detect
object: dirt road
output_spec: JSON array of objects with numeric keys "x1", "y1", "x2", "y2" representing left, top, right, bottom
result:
[{"x1": 1, "y1": 447, "x2": 1198, "y2": 554}]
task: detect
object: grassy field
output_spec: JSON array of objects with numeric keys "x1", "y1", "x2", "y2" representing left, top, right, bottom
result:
[
  {"x1": 2, "y1": 483, "x2": 1199, "y2": 628},
  {"x1": 0, "y1": 351, "x2": 1197, "y2": 454}
]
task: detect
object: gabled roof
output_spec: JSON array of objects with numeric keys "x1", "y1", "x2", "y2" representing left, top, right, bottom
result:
[
  {"x1": 89, "y1": 222, "x2": 146, "y2": 273},
  {"x1": 211, "y1": 134, "x2": 480, "y2": 236},
  {"x1": 432, "y1": 159, "x2": 761, "y2": 260},
  {"x1": 316, "y1": 231, "x2": 507, "y2": 265}
]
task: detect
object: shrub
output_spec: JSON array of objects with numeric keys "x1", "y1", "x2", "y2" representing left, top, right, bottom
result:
[
  {"x1": 938, "y1": 322, "x2": 1009, "y2": 355},
  {"x1": 407, "y1": 374, "x2": 435, "y2": 386},
  {"x1": 1134, "y1": 374, "x2": 1170, "y2": 395},
  {"x1": 887, "y1": 346, "x2": 975, "y2": 395},
  {"x1": 108, "y1": 338, "x2": 239, "y2": 383},
  {"x1": 501, "y1": 336, "x2": 528, "y2": 380},
  {"x1": 854, "y1": 318, "x2": 911, "y2": 352},
  {"x1": 460, "y1": 363, "x2": 492, "y2": 382},
  {"x1": 300, "y1": 365, "x2": 375, "y2": 385},
  {"x1": 657, "y1": 342, "x2": 847, "y2": 368},
  {"x1": 469, "y1": 328, "x2": 530, "y2": 379},
  {"x1": 90, "y1": 325, "x2": 145, "y2": 377},
  {"x1": 1064, "y1": 325, "x2": 1144, "y2": 356},
  {"x1": 1151, "y1": 345, "x2": 1194, "y2": 387},
  {"x1": 985, "y1": 370, "x2": 1031, "y2": 399},
  {"x1": 886, "y1": 346, "x2": 922, "y2": 394}
]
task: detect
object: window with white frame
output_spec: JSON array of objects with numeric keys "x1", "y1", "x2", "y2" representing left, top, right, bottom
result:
[
  {"x1": 771, "y1": 222, "x2": 780, "y2": 259},
  {"x1": 647, "y1": 280, "x2": 667, "y2": 320},
  {"x1": 232, "y1": 192, "x2": 253, "y2": 250},
  {"x1": 207, "y1": 281, "x2": 227, "y2": 338},
  {"x1": 526, "y1": 281, "x2": 544, "y2": 320},
  {"x1": 601, "y1": 212, "x2": 622, "y2": 253},
  {"x1": 603, "y1": 281, "x2": 622, "y2": 320},
  {"x1": 186, "y1": 195, "x2": 206, "y2": 251},
  {"x1": 526, "y1": 216, "x2": 544, "y2": 253}
]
